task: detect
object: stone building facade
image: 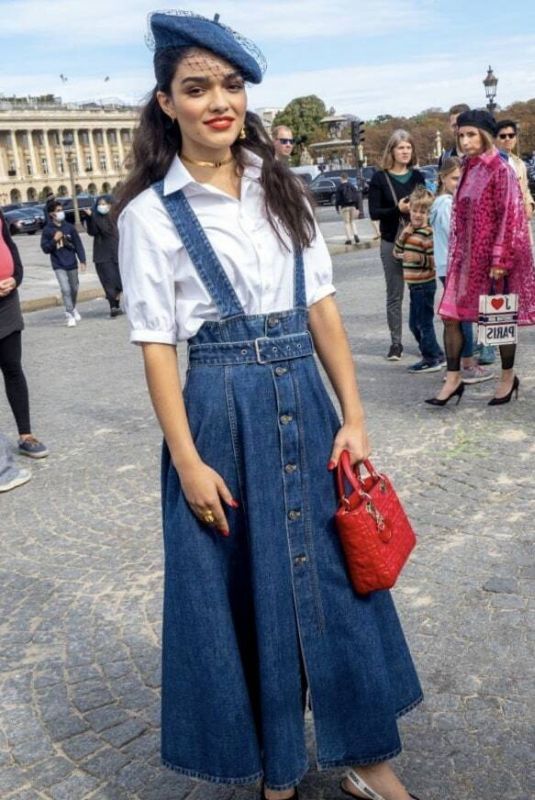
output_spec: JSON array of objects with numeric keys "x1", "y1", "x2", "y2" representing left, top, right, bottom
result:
[{"x1": 0, "y1": 96, "x2": 139, "y2": 205}]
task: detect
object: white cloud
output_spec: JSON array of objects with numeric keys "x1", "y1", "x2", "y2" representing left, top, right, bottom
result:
[
  {"x1": 0, "y1": 0, "x2": 435, "y2": 44},
  {"x1": 252, "y1": 39, "x2": 535, "y2": 118}
]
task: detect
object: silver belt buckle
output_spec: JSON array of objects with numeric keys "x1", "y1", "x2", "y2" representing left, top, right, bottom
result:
[{"x1": 254, "y1": 338, "x2": 268, "y2": 364}]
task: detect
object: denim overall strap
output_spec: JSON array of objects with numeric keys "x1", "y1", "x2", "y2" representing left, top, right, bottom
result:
[
  {"x1": 153, "y1": 181, "x2": 244, "y2": 319},
  {"x1": 293, "y1": 249, "x2": 306, "y2": 308}
]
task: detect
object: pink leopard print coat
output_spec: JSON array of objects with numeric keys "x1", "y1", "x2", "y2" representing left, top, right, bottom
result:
[{"x1": 439, "y1": 148, "x2": 535, "y2": 324}]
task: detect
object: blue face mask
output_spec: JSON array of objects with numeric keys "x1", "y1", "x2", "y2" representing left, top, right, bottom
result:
[{"x1": 97, "y1": 204, "x2": 110, "y2": 215}]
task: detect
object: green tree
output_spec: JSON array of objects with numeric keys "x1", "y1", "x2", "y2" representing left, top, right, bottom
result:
[{"x1": 272, "y1": 95, "x2": 327, "y2": 143}]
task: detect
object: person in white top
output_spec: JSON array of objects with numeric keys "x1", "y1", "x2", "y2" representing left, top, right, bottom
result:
[{"x1": 117, "y1": 11, "x2": 422, "y2": 800}]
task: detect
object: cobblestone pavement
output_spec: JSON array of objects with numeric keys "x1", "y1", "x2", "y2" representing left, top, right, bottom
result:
[{"x1": 1, "y1": 249, "x2": 534, "y2": 800}]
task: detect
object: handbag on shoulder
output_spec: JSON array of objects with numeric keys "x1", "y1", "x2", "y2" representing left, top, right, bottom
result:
[{"x1": 335, "y1": 451, "x2": 416, "y2": 595}]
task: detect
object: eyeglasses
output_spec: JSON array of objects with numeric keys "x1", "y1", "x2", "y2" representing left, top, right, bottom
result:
[
  {"x1": 277, "y1": 138, "x2": 294, "y2": 145},
  {"x1": 498, "y1": 133, "x2": 516, "y2": 139}
]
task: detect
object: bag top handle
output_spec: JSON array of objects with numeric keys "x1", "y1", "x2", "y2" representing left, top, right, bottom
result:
[{"x1": 336, "y1": 450, "x2": 380, "y2": 503}]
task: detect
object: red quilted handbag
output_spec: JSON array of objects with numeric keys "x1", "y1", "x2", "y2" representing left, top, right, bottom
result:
[{"x1": 335, "y1": 450, "x2": 416, "y2": 595}]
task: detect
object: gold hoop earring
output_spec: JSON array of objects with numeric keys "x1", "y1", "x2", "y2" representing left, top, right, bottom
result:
[{"x1": 239, "y1": 126, "x2": 246, "y2": 140}]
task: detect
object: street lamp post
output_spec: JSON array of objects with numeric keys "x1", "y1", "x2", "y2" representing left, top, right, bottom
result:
[
  {"x1": 61, "y1": 132, "x2": 82, "y2": 230},
  {"x1": 483, "y1": 65, "x2": 498, "y2": 114}
]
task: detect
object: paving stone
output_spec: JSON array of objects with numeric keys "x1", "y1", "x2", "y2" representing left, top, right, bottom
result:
[
  {"x1": 46, "y1": 770, "x2": 101, "y2": 800},
  {"x1": 82, "y1": 748, "x2": 132, "y2": 780},
  {"x1": 483, "y1": 577, "x2": 520, "y2": 594},
  {"x1": 1, "y1": 242, "x2": 534, "y2": 800},
  {"x1": 59, "y1": 732, "x2": 103, "y2": 761},
  {"x1": 27, "y1": 756, "x2": 74, "y2": 789},
  {"x1": 99, "y1": 719, "x2": 148, "y2": 749}
]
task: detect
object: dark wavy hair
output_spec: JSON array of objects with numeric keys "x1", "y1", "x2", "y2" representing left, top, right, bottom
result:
[{"x1": 116, "y1": 48, "x2": 315, "y2": 250}]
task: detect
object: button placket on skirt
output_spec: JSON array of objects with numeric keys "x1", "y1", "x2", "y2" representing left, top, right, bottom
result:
[{"x1": 273, "y1": 363, "x2": 322, "y2": 633}]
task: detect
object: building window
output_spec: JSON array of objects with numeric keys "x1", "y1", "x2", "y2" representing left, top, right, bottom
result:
[
  {"x1": 51, "y1": 132, "x2": 60, "y2": 145},
  {"x1": 57, "y1": 158, "x2": 64, "y2": 174},
  {"x1": 41, "y1": 158, "x2": 48, "y2": 174},
  {"x1": 113, "y1": 155, "x2": 121, "y2": 171},
  {"x1": 36, "y1": 132, "x2": 45, "y2": 146},
  {"x1": 109, "y1": 131, "x2": 117, "y2": 144},
  {"x1": 85, "y1": 156, "x2": 93, "y2": 172},
  {"x1": 94, "y1": 132, "x2": 103, "y2": 145},
  {"x1": 26, "y1": 160, "x2": 33, "y2": 176},
  {"x1": 99, "y1": 154, "x2": 107, "y2": 171},
  {"x1": 80, "y1": 131, "x2": 89, "y2": 145}
]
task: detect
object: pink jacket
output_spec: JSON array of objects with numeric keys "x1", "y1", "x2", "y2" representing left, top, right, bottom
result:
[{"x1": 439, "y1": 148, "x2": 535, "y2": 324}]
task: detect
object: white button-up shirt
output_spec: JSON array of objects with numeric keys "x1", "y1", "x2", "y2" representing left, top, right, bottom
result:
[{"x1": 118, "y1": 151, "x2": 335, "y2": 344}]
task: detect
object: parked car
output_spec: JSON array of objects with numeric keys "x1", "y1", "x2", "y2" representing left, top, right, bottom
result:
[
  {"x1": 309, "y1": 176, "x2": 342, "y2": 206},
  {"x1": 419, "y1": 164, "x2": 438, "y2": 194},
  {"x1": 1, "y1": 203, "x2": 23, "y2": 213},
  {"x1": 361, "y1": 165, "x2": 378, "y2": 195},
  {"x1": 3, "y1": 207, "x2": 42, "y2": 235}
]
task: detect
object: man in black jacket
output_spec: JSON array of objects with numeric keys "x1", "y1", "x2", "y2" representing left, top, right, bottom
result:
[{"x1": 335, "y1": 174, "x2": 360, "y2": 244}]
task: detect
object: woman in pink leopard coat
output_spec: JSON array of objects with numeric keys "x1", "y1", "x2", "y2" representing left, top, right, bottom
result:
[{"x1": 427, "y1": 109, "x2": 535, "y2": 407}]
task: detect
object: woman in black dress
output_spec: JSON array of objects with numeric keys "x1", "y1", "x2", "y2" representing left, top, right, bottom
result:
[{"x1": 86, "y1": 196, "x2": 123, "y2": 317}]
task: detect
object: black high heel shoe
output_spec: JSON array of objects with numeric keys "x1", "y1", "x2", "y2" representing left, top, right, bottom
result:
[
  {"x1": 261, "y1": 783, "x2": 298, "y2": 799},
  {"x1": 425, "y1": 381, "x2": 464, "y2": 407},
  {"x1": 488, "y1": 375, "x2": 520, "y2": 406}
]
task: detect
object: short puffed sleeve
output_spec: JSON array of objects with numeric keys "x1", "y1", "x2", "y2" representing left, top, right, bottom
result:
[
  {"x1": 118, "y1": 197, "x2": 179, "y2": 345},
  {"x1": 303, "y1": 220, "x2": 336, "y2": 306}
]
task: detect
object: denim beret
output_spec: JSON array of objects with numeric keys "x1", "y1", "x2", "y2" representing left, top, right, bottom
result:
[
  {"x1": 149, "y1": 12, "x2": 265, "y2": 84},
  {"x1": 457, "y1": 109, "x2": 497, "y2": 137}
]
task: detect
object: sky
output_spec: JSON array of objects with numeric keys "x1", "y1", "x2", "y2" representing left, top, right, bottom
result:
[{"x1": 1, "y1": 0, "x2": 535, "y2": 119}]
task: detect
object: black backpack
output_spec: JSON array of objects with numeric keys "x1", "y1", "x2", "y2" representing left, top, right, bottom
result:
[{"x1": 340, "y1": 181, "x2": 359, "y2": 205}]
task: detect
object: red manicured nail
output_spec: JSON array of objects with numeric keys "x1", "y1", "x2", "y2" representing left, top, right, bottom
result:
[
  {"x1": 327, "y1": 460, "x2": 336, "y2": 470},
  {"x1": 219, "y1": 529, "x2": 230, "y2": 537},
  {"x1": 230, "y1": 500, "x2": 240, "y2": 508}
]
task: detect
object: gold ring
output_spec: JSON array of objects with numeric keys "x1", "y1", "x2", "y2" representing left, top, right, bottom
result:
[{"x1": 202, "y1": 511, "x2": 215, "y2": 525}]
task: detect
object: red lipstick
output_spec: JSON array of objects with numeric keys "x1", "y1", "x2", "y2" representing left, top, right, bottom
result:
[{"x1": 204, "y1": 116, "x2": 235, "y2": 130}]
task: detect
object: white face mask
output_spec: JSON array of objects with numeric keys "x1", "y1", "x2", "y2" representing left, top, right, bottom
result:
[
  {"x1": 97, "y1": 204, "x2": 110, "y2": 215},
  {"x1": 55, "y1": 211, "x2": 65, "y2": 222}
]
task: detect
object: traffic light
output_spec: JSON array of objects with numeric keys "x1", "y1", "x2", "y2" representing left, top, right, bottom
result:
[{"x1": 351, "y1": 119, "x2": 365, "y2": 145}]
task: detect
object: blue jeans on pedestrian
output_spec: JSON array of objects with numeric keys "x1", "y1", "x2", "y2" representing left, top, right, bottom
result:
[
  {"x1": 408, "y1": 281, "x2": 443, "y2": 362},
  {"x1": 54, "y1": 268, "x2": 79, "y2": 314},
  {"x1": 439, "y1": 276, "x2": 473, "y2": 358}
]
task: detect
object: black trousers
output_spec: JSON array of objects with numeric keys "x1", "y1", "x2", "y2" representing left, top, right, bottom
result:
[
  {"x1": 95, "y1": 260, "x2": 122, "y2": 308},
  {"x1": 0, "y1": 330, "x2": 31, "y2": 435}
]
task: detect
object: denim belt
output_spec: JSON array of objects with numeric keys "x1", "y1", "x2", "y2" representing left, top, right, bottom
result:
[{"x1": 188, "y1": 331, "x2": 314, "y2": 366}]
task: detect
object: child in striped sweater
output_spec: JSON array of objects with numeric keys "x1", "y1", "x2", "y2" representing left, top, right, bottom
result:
[{"x1": 394, "y1": 186, "x2": 445, "y2": 372}]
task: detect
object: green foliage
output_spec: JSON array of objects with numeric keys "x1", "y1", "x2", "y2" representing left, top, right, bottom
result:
[{"x1": 273, "y1": 95, "x2": 327, "y2": 141}]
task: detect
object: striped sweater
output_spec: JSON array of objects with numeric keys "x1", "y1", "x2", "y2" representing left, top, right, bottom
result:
[{"x1": 394, "y1": 224, "x2": 435, "y2": 284}]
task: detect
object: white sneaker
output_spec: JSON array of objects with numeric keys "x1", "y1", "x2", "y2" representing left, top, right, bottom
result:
[
  {"x1": 0, "y1": 467, "x2": 31, "y2": 493},
  {"x1": 72, "y1": 308, "x2": 82, "y2": 322},
  {"x1": 66, "y1": 313, "x2": 76, "y2": 327}
]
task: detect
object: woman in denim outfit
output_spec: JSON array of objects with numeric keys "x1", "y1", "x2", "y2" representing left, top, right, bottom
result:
[{"x1": 118, "y1": 12, "x2": 422, "y2": 800}]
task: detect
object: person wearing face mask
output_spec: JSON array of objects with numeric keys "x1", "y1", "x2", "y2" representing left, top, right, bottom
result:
[
  {"x1": 85, "y1": 196, "x2": 122, "y2": 317},
  {"x1": 41, "y1": 200, "x2": 86, "y2": 327}
]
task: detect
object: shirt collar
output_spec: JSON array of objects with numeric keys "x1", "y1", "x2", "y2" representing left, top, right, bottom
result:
[{"x1": 163, "y1": 149, "x2": 263, "y2": 196}]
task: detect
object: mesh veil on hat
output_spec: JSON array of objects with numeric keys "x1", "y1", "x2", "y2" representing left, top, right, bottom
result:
[
  {"x1": 456, "y1": 109, "x2": 497, "y2": 137},
  {"x1": 147, "y1": 10, "x2": 266, "y2": 84}
]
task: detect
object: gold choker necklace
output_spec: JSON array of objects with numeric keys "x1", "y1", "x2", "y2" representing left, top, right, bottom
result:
[{"x1": 181, "y1": 153, "x2": 235, "y2": 169}]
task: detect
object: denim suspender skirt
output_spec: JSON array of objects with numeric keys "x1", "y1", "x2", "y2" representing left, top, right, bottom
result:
[{"x1": 153, "y1": 183, "x2": 423, "y2": 791}]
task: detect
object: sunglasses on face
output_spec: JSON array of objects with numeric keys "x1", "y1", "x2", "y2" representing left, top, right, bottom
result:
[
  {"x1": 498, "y1": 133, "x2": 516, "y2": 139},
  {"x1": 277, "y1": 138, "x2": 294, "y2": 145}
]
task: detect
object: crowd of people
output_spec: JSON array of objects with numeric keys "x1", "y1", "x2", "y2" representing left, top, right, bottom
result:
[
  {"x1": 2, "y1": 14, "x2": 535, "y2": 800},
  {"x1": 369, "y1": 105, "x2": 535, "y2": 406}
]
